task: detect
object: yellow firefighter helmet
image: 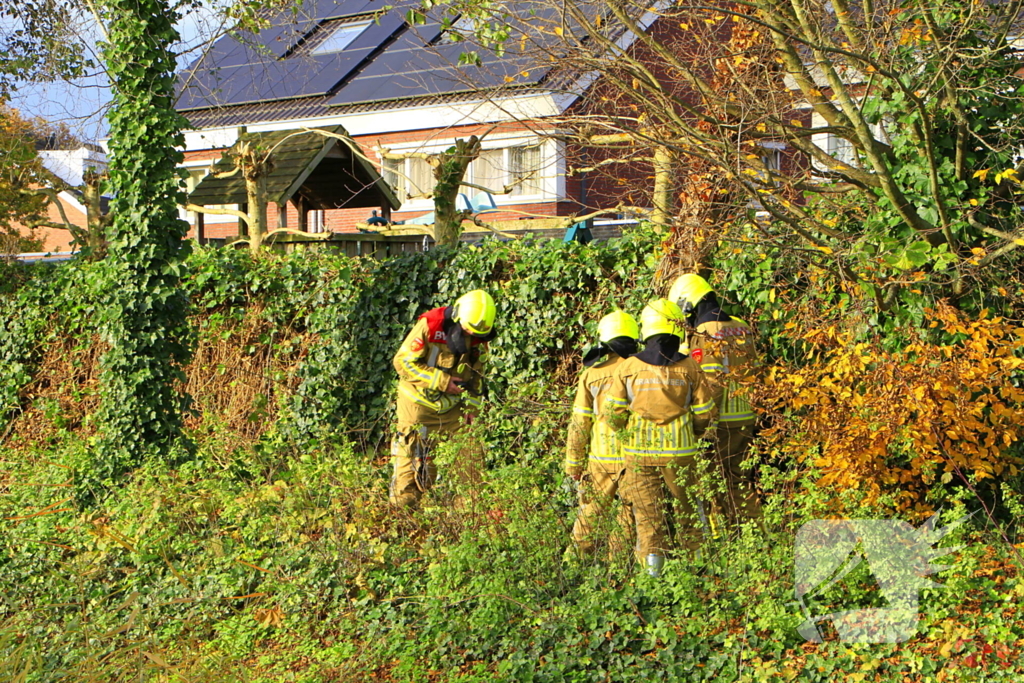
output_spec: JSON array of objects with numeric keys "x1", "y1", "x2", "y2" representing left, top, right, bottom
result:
[
  {"x1": 640, "y1": 298, "x2": 684, "y2": 340},
  {"x1": 668, "y1": 273, "x2": 714, "y2": 311},
  {"x1": 597, "y1": 310, "x2": 640, "y2": 343},
  {"x1": 452, "y1": 289, "x2": 496, "y2": 336}
]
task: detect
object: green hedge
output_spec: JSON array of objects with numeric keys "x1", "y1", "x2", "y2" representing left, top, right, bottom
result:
[{"x1": 1, "y1": 228, "x2": 661, "y2": 449}]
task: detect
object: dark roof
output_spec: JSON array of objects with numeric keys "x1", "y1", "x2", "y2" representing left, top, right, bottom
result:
[
  {"x1": 183, "y1": 87, "x2": 520, "y2": 130},
  {"x1": 188, "y1": 125, "x2": 400, "y2": 210},
  {"x1": 176, "y1": 0, "x2": 555, "y2": 123}
]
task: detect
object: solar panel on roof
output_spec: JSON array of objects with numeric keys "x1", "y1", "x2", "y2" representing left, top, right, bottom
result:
[
  {"x1": 350, "y1": 11, "x2": 406, "y2": 47},
  {"x1": 314, "y1": 0, "x2": 382, "y2": 20},
  {"x1": 196, "y1": 38, "x2": 250, "y2": 69},
  {"x1": 324, "y1": 26, "x2": 551, "y2": 106},
  {"x1": 386, "y1": 21, "x2": 445, "y2": 49},
  {"x1": 290, "y1": 49, "x2": 375, "y2": 97},
  {"x1": 177, "y1": 0, "x2": 562, "y2": 113},
  {"x1": 177, "y1": 0, "x2": 408, "y2": 110}
]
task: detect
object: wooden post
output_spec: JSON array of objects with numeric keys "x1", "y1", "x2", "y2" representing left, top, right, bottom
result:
[
  {"x1": 293, "y1": 196, "x2": 307, "y2": 233},
  {"x1": 196, "y1": 210, "x2": 205, "y2": 245}
]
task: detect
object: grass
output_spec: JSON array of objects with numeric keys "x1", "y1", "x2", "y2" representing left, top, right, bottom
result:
[{"x1": 1, "y1": 417, "x2": 1022, "y2": 682}]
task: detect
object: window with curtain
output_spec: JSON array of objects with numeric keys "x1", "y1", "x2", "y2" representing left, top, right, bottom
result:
[
  {"x1": 386, "y1": 142, "x2": 547, "y2": 206},
  {"x1": 383, "y1": 157, "x2": 406, "y2": 200},
  {"x1": 827, "y1": 134, "x2": 856, "y2": 167},
  {"x1": 408, "y1": 157, "x2": 434, "y2": 196},
  {"x1": 466, "y1": 148, "x2": 505, "y2": 194},
  {"x1": 509, "y1": 144, "x2": 542, "y2": 196}
]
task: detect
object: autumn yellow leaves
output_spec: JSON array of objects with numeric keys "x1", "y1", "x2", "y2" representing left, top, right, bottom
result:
[{"x1": 757, "y1": 303, "x2": 1024, "y2": 514}]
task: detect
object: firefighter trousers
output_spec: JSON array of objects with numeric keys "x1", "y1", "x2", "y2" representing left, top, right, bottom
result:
[
  {"x1": 571, "y1": 467, "x2": 634, "y2": 558},
  {"x1": 620, "y1": 457, "x2": 702, "y2": 560},
  {"x1": 710, "y1": 424, "x2": 761, "y2": 525},
  {"x1": 389, "y1": 421, "x2": 483, "y2": 508}
]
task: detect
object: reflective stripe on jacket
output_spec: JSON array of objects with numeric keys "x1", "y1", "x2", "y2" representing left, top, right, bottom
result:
[
  {"x1": 565, "y1": 355, "x2": 628, "y2": 473},
  {"x1": 601, "y1": 355, "x2": 717, "y2": 466},
  {"x1": 393, "y1": 309, "x2": 487, "y2": 425}
]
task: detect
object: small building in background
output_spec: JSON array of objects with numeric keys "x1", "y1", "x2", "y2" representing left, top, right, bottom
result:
[{"x1": 8, "y1": 146, "x2": 108, "y2": 254}]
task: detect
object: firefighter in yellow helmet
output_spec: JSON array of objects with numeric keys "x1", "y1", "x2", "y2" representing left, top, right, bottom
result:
[
  {"x1": 564, "y1": 310, "x2": 640, "y2": 557},
  {"x1": 602, "y1": 299, "x2": 716, "y2": 576},
  {"x1": 389, "y1": 289, "x2": 496, "y2": 508},
  {"x1": 669, "y1": 274, "x2": 762, "y2": 525}
]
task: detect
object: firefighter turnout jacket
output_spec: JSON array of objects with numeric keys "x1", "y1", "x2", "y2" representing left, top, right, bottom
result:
[
  {"x1": 565, "y1": 355, "x2": 629, "y2": 477},
  {"x1": 687, "y1": 318, "x2": 757, "y2": 428},
  {"x1": 601, "y1": 356, "x2": 717, "y2": 465},
  {"x1": 393, "y1": 306, "x2": 486, "y2": 430}
]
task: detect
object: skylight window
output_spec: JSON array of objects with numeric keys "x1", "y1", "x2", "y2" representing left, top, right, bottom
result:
[
  {"x1": 310, "y1": 20, "x2": 371, "y2": 55},
  {"x1": 442, "y1": 15, "x2": 476, "y2": 43}
]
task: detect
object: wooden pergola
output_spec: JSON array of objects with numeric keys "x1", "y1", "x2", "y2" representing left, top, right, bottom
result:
[{"x1": 187, "y1": 125, "x2": 400, "y2": 243}]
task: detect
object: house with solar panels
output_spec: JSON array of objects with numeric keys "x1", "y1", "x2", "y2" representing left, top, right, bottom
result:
[{"x1": 175, "y1": 0, "x2": 665, "y2": 246}]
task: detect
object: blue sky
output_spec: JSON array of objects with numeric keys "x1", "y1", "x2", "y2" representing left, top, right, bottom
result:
[{"x1": 8, "y1": 4, "x2": 227, "y2": 144}]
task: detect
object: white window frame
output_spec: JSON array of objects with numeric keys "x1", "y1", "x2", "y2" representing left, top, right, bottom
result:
[
  {"x1": 377, "y1": 134, "x2": 564, "y2": 212},
  {"x1": 810, "y1": 110, "x2": 890, "y2": 176},
  {"x1": 310, "y1": 20, "x2": 372, "y2": 55}
]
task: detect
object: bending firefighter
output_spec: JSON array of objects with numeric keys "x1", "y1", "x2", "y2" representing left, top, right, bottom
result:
[
  {"x1": 564, "y1": 311, "x2": 640, "y2": 557},
  {"x1": 670, "y1": 274, "x2": 762, "y2": 525},
  {"x1": 390, "y1": 289, "x2": 496, "y2": 508},
  {"x1": 603, "y1": 299, "x2": 716, "y2": 577}
]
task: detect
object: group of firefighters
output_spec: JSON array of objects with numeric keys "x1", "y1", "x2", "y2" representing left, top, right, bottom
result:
[{"x1": 388, "y1": 275, "x2": 761, "y2": 576}]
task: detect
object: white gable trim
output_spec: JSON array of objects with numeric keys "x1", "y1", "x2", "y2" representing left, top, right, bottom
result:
[
  {"x1": 58, "y1": 190, "x2": 87, "y2": 216},
  {"x1": 183, "y1": 92, "x2": 568, "y2": 152}
]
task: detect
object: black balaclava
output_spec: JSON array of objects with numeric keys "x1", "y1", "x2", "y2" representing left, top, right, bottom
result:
[
  {"x1": 582, "y1": 336, "x2": 638, "y2": 368},
  {"x1": 686, "y1": 291, "x2": 732, "y2": 328},
  {"x1": 443, "y1": 306, "x2": 496, "y2": 356},
  {"x1": 635, "y1": 333, "x2": 686, "y2": 366}
]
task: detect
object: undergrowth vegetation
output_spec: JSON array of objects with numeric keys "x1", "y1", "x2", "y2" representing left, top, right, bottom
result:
[{"x1": 2, "y1": 228, "x2": 1023, "y2": 680}]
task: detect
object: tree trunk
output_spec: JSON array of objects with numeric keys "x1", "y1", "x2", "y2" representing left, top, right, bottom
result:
[
  {"x1": 432, "y1": 136, "x2": 481, "y2": 247},
  {"x1": 92, "y1": 0, "x2": 194, "y2": 494},
  {"x1": 652, "y1": 145, "x2": 674, "y2": 232},
  {"x1": 246, "y1": 173, "x2": 268, "y2": 253}
]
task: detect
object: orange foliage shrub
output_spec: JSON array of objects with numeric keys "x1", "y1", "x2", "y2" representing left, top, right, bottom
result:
[{"x1": 758, "y1": 303, "x2": 1024, "y2": 513}]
